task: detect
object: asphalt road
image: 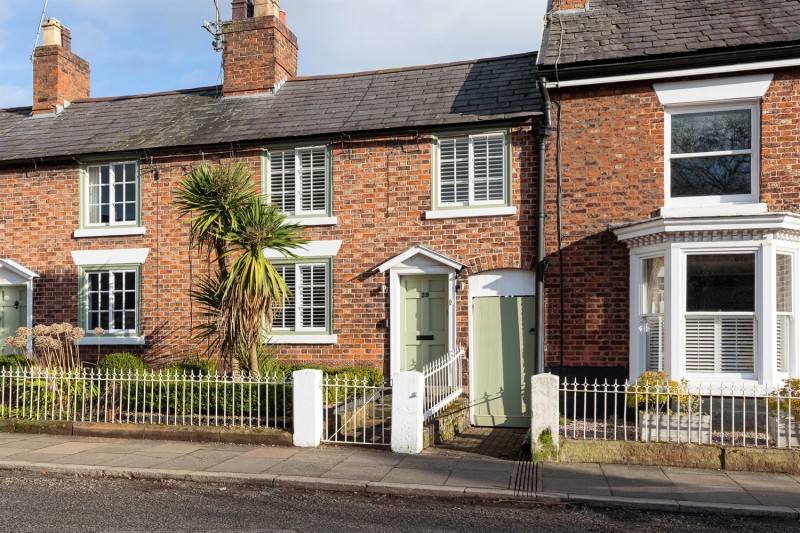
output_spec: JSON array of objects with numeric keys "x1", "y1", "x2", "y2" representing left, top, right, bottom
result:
[{"x1": 0, "y1": 469, "x2": 798, "y2": 533}]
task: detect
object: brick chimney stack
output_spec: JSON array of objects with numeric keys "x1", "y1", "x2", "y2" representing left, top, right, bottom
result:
[
  {"x1": 222, "y1": 0, "x2": 298, "y2": 96},
  {"x1": 552, "y1": 0, "x2": 590, "y2": 11},
  {"x1": 32, "y1": 18, "x2": 90, "y2": 115}
]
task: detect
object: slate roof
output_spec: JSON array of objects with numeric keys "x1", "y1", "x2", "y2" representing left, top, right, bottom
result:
[
  {"x1": 0, "y1": 53, "x2": 539, "y2": 163},
  {"x1": 539, "y1": 0, "x2": 800, "y2": 67}
]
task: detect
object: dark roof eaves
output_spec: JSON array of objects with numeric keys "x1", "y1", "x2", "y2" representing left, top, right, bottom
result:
[{"x1": 538, "y1": 41, "x2": 800, "y2": 81}]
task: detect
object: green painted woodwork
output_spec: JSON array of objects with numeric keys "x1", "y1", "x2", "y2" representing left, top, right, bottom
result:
[
  {"x1": 400, "y1": 275, "x2": 449, "y2": 372},
  {"x1": 472, "y1": 296, "x2": 534, "y2": 428},
  {"x1": 0, "y1": 286, "x2": 26, "y2": 347}
]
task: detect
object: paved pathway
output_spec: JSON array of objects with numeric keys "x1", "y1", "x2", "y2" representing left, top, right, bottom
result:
[{"x1": 0, "y1": 432, "x2": 798, "y2": 518}]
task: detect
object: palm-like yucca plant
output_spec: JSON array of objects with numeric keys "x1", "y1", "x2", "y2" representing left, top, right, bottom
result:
[
  {"x1": 220, "y1": 198, "x2": 304, "y2": 374},
  {"x1": 175, "y1": 162, "x2": 305, "y2": 373}
]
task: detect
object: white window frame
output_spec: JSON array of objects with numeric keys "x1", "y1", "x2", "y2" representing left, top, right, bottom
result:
[
  {"x1": 775, "y1": 249, "x2": 798, "y2": 380},
  {"x1": 84, "y1": 268, "x2": 140, "y2": 335},
  {"x1": 81, "y1": 161, "x2": 140, "y2": 229},
  {"x1": 71, "y1": 248, "x2": 148, "y2": 345},
  {"x1": 265, "y1": 146, "x2": 332, "y2": 222},
  {"x1": 434, "y1": 132, "x2": 509, "y2": 210},
  {"x1": 664, "y1": 101, "x2": 760, "y2": 208}
]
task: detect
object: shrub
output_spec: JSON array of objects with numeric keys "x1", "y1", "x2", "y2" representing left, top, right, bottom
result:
[
  {"x1": 0, "y1": 353, "x2": 30, "y2": 370},
  {"x1": 173, "y1": 355, "x2": 217, "y2": 376},
  {"x1": 626, "y1": 371, "x2": 698, "y2": 414},
  {"x1": 769, "y1": 378, "x2": 800, "y2": 418},
  {"x1": 97, "y1": 352, "x2": 147, "y2": 374}
]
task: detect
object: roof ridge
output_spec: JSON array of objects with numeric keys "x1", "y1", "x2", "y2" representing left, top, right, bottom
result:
[
  {"x1": 289, "y1": 51, "x2": 537, "y2": 82},
  {"x1": 70, "y1": 86, "x2": 221, "y2": 105}
]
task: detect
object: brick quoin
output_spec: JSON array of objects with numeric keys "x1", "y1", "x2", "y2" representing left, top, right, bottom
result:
[{"x1": 543, "y1": 69, "x2": 800, "y2": 376}]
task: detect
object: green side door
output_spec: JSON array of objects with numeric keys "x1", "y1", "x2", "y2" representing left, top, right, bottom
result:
[
  {"x1": 0, "y1": 286, "x2": 26, "y2": 351},
  {"x1": 472, "y1": 296, "x2": 534, "y2": 427},
  {"x1": 400, "y1": 275, "x2": 449, "y2": 372}
]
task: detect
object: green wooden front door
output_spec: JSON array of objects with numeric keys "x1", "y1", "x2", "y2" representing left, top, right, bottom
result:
[
  {"x1": 400, "y1": 275, "x2": 449, "y2": 372},
  {"x1": 0, "y1": 286, "x2": 26, "y2": 351},
  {"x1": 472, "y1": 296, "x2": 534, "y2": 427}
]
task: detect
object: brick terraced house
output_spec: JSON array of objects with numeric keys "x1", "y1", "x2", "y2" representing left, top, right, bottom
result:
[
  {"x1": 538, "y1": 0, "x2": 800, "y2": 388},
  {"x1": 0, "y1": 1, "x2": 543, "y2": 427}
]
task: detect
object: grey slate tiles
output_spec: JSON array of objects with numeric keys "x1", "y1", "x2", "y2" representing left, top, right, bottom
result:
[
  {"x1": 0, "y1": 53, "x2": 539, "y2": 163},
  {"x1": 540, "y1": 0, "x2": 800, "y2": 66}
]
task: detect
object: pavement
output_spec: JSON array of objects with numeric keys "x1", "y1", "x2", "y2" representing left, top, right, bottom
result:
[{"x1": 0, "y1": 431, "x2": 798, "y2": 519}]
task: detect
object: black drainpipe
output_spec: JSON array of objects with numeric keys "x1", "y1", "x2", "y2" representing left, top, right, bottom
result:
[{"x1": 534, "y1": 77, "x2": 552, "y2": 375}]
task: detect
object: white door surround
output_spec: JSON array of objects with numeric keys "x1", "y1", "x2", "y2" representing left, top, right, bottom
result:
[{"x1": 0, "y1": 259, "x2": 39, "y2": 349}]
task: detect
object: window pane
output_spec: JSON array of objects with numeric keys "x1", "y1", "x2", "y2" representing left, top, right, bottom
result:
[
  {"x1": 273, "y1": 265, "x2": 296, "y2": 329},
  {"x1": 439, "y1": 139, "x2": 469, "y2": 204},
  {"x1": 671, "y1": 154, "x2": 751, "y2": 197},
  {"x1": 671, "y1": 109, "x2": 751, "y2": 154},
  {"x1": 686, "y1": 254, "x2": 754, "y2": 312},
  {"x1": 643, "y1": 257, "x2": 664, "y2": 314},
  {"x1": 777, "y1": 254, "x2": 792, "y2": 314}
]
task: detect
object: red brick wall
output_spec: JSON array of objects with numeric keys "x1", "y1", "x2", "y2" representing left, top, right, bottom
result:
[
  {"x1": 543, "y1": 67, "x2": 800, "y2": 372},
  {"x1": 0, "y1": 125, "x2": 536, "y2": 375},
  {"x1": 221, "y1": 16, "x2": 298, "y2": 96},
  {"x1": 32, "y1": 46, "x2": 90, "y2": 115}
]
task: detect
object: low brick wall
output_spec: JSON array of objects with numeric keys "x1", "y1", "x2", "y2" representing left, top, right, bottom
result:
[{"x1": 422, "y1": 397, "x2": 470, "y2": 448}]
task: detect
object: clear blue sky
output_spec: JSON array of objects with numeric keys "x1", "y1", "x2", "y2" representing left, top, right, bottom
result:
[{"x1": 0, "y1": 0, "x2": 547, "y2": 109}]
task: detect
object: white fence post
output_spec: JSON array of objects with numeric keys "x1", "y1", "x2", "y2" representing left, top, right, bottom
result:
[
  {"x1": 293, "y1": 369, "x2": 323, "y2": 447},
  {"x1": 391, "y1": 371, "x2": 425, "y2": 454},
  {"x1": 530, "y1": 373, "x2": 559, "y2": 461}
]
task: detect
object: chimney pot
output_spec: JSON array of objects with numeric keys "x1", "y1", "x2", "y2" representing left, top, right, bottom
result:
[
  {"x1": 41, "y1": 18, "x2": 63, "y2": 47},
  {"x1": 254, "y1": 0, "x2": 280, "y2": 18},
  {"x1": 61, "y1": 27, "x2": 72, "y2": 52}
]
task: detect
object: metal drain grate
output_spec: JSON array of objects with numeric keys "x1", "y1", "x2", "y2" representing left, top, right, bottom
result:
[{"x1": 512, "y1": 453, "x2": 536, "y2": 497}]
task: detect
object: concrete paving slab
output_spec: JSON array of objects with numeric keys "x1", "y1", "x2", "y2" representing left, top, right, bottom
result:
[
  {"x1": 147, "y1": 442, "x2": 206, "y2": 455},
  {"x1": 380, "y1": 467, "x2": 450, "y2": 486},
  {"x1": 0, "y1": 447, "x2": 31, "y2": 458},
  {"x1": 239, "y1": 446, "x2": 301, "y2": 459},
  {"x1": 187, "y1": 449, "x2": 242, "y2": 463},
  {"x1": 35, "y1": 441, "x2": 110, "y2": 455},
  {"x1": 149, "y1": 455, "x2": 211, "y2": 471},
  {"x1": 48, "y1": 452, "x2": 126, "y2": 467},
  {"x1": 540, "y1": 477, "x2": 611, "y2": 496},
  {"x1": 454, "y1": 457, "x2": 518, "y2": 472},
  {"x1": 395, "y1": 455, "x2": 460, "y2": 470},
  {"x1": 264, "y1": 460, "x2": 340, "y2": 477},
  {"x1": 539, "y1": 462, "x2": 605, "y2": 478},
  {"x1": 322, "y1": 464, "x2": 393, "y2": 482},
  {"x1": 207, "y1": 457, "x2": 283, "y2": 474},
  {"x1": 746, "y1": 490, "x2": 800, "y2": 508},
  {"x1": 100, "y1": 454, "x2": 178, "y2": 468},
  {"x1": 0, "y1": 438, "x2": 61, "y2": 451},
  {"x1": 661, "y1": 485, "x2": 761, "y2": 505},
  {"x1": 300, "y1": 448, "x2": 356, "y2": 460},
  {"x1": 444, "y1": 468, "x2": 513, "y2": 489},
  {"x1": 345, "y1": 450, "x2": 405, "y2": 466},
  {"x1": 1, "y1": 452, "x2": 71, "y2": 463},
  {"x1": 662, "y1": 468, "x2": 742, "y2": 488}
]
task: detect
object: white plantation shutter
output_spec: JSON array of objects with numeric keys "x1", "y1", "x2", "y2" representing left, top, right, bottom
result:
[
  {"x1": 777, "y1": 315, "x2": 790, "y2": 373},
  {"x1": 685, "y1": 316, "x2": 754, "y2": 373},
  {"x1": 273, "y1": 264, "x2": 296, "y2": 330},
  {"x1": 269, "y1": 151, "x2": 296, "y2": 213},
  {"x1": 719, "y1": 317, "x2": 754, "y2": 372},
  {"x1": 439, "y1": 139, "x2": 469, "y2": 204},
  {"x1": 298, "y1": 148, "x2": 326, "y2": 213},
  {"x1": 644, "y1": 316, "x2": 664, "y2": 371},
  {"x1": 299, "y1": 264, "x2": 327, "y2": 329},
  {"x1": 472, "y1": 134, "x2": 505, "y2": 202}
]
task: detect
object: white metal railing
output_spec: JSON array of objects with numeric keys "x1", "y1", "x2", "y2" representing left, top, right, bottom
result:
[
  {"x1": 560, "y1": 379, "x2": 800, "y2": 448},
  {"x1": 322, "y1": 375, "x2": 391, "y2": 446},
  {"x1": 0, "y1": 367, "x2": 291, "y2": 429},
  {"x1": 423, "y1": 347, "x2": 464, "y2": 421}
]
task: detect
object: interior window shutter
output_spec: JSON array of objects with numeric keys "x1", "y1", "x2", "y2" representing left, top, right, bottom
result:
[
  {"x1": 274, "y1": 265, "x2": 296, "y2": 329},
  {"x1": 299, "y1": 264, "x2": 327, "y2": 329},
  {"x1": 270, "y1": 151, "x2": 296, "y2": 213},
  {"x1": 298, "y1": 148, "x2": 326, "y2": 214},
  {"x1": 719, "y1": 317, "x2": 754, "y2": 373},
  {"x1": 685, "y1": 316, "x2": 717, "y2": 373},
  {"x1": 471, "y1": 134, "x2": 505, "y2": 202}
]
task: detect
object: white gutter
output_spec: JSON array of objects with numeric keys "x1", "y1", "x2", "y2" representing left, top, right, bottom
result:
[{"x1": 544, "y1": 57, "x2": 800, "y2": 88}]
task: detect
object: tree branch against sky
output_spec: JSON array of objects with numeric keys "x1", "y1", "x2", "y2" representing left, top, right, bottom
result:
[{"x1": 0, "y1": 0, "x2": 546, "y2": 109}]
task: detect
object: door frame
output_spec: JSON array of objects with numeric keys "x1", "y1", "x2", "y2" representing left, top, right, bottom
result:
[
  {"x1": 0, "y1": 259, "x2": 39, "y2": 354},
  {"x1": 468, "y1": 269, "x2": 536, "y2": 425},
  {"x1": 390, "y1": 266, "x2": 456, "y2": 378}
]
